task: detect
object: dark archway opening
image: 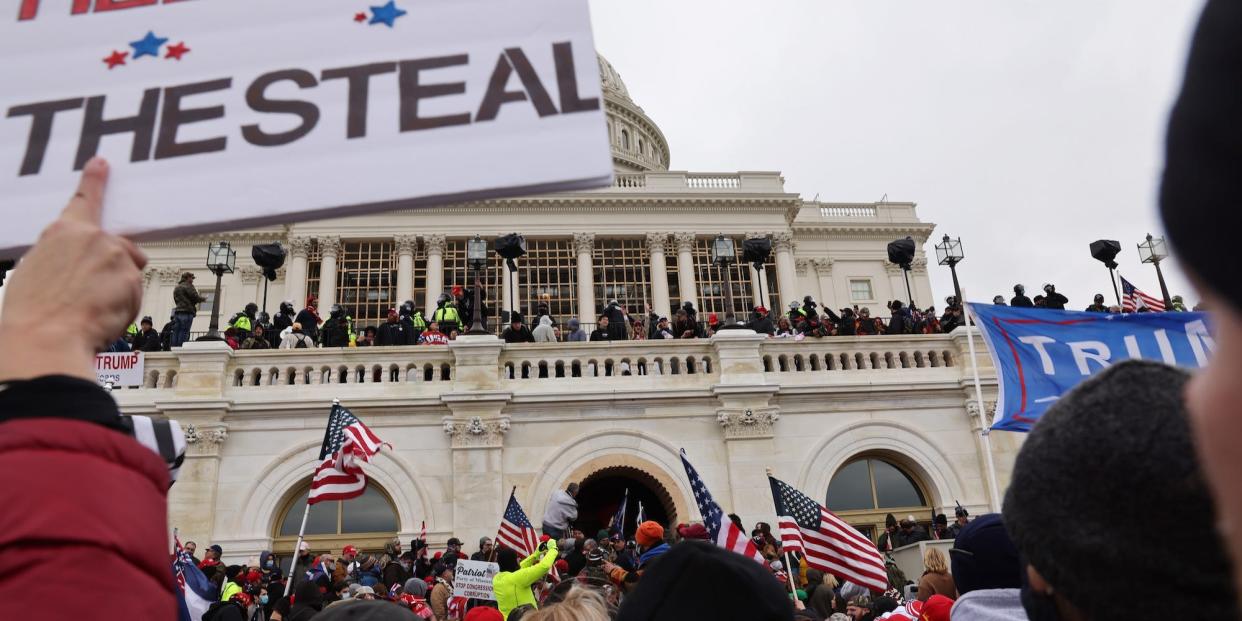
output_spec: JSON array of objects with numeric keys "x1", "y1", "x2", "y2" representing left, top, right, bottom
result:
[{"x1": 573, "y1": 466, "x2": 675, "y2": 540}]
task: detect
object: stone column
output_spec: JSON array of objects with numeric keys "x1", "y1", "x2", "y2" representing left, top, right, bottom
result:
[
  {"x1": 772, "y1": 232, "x2": 797, "y2": 310},
  {"x1": 748, "y1": 264, "x2": 764, "y2": 307},
  {"x1": 424, "y1": 234, "x2": 446, "y2": 317},
  {"x1": 710, "y1": 330, "x2": 781, "y2": 521},
  {"x1": 395, "y1": 235, "x2": 418, "y2": 305},
  {"x1": 142, "y1": 267, "x2": 160, "y2": 319},
  {"x1": 646, "y1": 233, "x2": 671, "y2": 317},
  {"x1": 444, "y1": 335, "x2": 510, "y2": 550},
  {"x1": 811, "y1": 258, "x2": 834, "y2": 309},
  {"x1": 284, "y1": 235, "x2": 312, "y2": 306},
  {"x1": 171, "y1": 421, "x2": 229, "y2": 551},
  {"x1": 156, "y1": 267, "x2": 181, "y2": 326},
  {"x1": 316, "y1": 236, "x2": 342, "y2": 307},
  {"x1": 673, "y1": 233, "x2": 698, "y2": 310},
  {"x1": 575, "y1": 233, "x2": 596, "y2": 323}
]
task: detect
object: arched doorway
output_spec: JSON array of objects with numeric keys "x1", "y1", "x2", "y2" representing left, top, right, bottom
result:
[
  {"x1": 271, "y1": 479, "x2": 399, "y2": 562},
  {"x1": 573, "y1": 466, "x2": 676, "y2": 540},
  {"x1": 825, "y1": 453, "x2": 933, "y2": 542}
]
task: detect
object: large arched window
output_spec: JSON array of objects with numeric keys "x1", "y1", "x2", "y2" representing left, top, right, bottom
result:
[
  {"x1": 620, "y1": 129, "x2": 630, "y2": 150},
  {"x1": 826, "y1": 456, "x2": 931, "y2": 542},
  {"x1": 272, "y1": 480, "x2": 399, "y2": 555}
]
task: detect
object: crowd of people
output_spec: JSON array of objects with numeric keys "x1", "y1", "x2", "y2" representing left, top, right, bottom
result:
[{"x1": 111, "y1": 274, "x2": 1200, "y2": 355}]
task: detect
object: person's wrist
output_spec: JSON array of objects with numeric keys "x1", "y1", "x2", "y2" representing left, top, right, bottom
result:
[{"x1": 0, "y1": 321, "x2": 96, "y2": 382}]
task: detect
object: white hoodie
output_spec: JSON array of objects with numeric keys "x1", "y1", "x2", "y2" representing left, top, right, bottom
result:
[
  {"x1": 541, "y1": 489, "x2": 578, "y2": 531},
  {"x1": 532, "y1": 316, "x2": 557, "y2": 342}
]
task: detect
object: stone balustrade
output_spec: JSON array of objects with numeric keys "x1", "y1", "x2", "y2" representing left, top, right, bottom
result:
[{"x1": 113, "y1": 330, "x2": 993, "y2": 411}]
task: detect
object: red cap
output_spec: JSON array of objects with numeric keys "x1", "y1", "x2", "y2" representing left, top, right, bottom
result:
[
  {"x1": 755, "y1": 306, "x2": 768, "y2": 314},
  {"x1": 245, "y1": 570, "x2": 262, "y2": 585},
  {"x1": 539, "y1": 534, "x2": 551, "y2": 543},
  {"x1": 464, "y1": 607, "x2": 504, "y2": 621},
  {"x1": 677, "y1": 523, "x2": 710, "y2": 540},
  {"x1": 921, "y1": 595, "x2": 953, "y2": 621},
  {"x1": 342, "y1": 545, "x2": 359, "y2": 556},
  {"x1": 554, "y1": 559, "x2": 569, "y2": 574},
  {"x1": 229, "y1": 592, "x2": 253, "y2": 607}
]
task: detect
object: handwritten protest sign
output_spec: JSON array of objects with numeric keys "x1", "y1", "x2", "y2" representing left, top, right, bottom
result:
[
  {"x1": 96, "y1": 351, "x2": 144, "y2": 387},
  {"x1": 0, "y1": 0, "x2": 612, "y2": 256},
  {"x1": 452, "y1": 560, "x2": 499, "y2": 601}
]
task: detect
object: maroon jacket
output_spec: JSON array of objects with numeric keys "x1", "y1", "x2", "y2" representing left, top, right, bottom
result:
[{"x1": 0, "y1": 382, "x2": 174, "y2": 620}]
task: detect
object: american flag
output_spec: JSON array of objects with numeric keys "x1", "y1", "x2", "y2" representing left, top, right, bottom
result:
[
  {"x1": 497, "y1": 490, "x2": 539, "y2": 558},
  {"x1": 448, "y1": 595, "x2": 467, "y2": 620},
  {"x1": 679, "y1": 449, "x2": 766, "y2": 564},
  {"x1": 309, "y1": 402, "x2": 387, "y2": 504},
  {"x1": 769, "y1": 475, "x2": 888, "y2": 592},
  {"x1": 609, "y1": 488, "x2": 629, "y2": 536},
  {"x1": 496, "y1": 490, "x2": 559, "y2": 582},
  {"x1": 1120, "y1": 276, "x2": 1166, "y2": 312}
]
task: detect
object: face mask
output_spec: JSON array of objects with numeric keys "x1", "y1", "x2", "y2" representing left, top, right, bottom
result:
[
  {"x1": 1020, "y1": 564, "x2": 1061, "y2": 621},
  {"x1": 259, "y1": 595, "x2": 269, "y2": 605},
  {"x1": 340, "y1": 593, "x2": 351, "y2": 600}
]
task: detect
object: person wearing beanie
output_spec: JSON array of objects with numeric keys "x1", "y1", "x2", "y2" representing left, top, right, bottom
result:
[
  {"x1": 876, "y1": 513, "x2": 899, "y2": 552},
  {"x1": 464, "y1": 607, "x2": 504, "y2": 621},
  {"x1": 220, "y1": 565, "x2": 245, "y2": 602},
  {"x1": 1159, "y1": 3, "x2": 1242, "y2": 606},
  {"x1": 676, "y1": 523, "x2": 709, "y2": 541},
  {"x1": 948, "y1": 514, "x2": 1023, "y2": 620},
  {"x1": 1003, "y1": 361, "x2": 1239, "y2": 620},
  {"x1": 493, "y1": 537, "x2": 558, "y2": 619},
  {"x1": 604, "y1": 521, "x2": 669, "y2": 588},
  {"x1": 616, "y1": 540, "x2": 791, "y2": 621}
]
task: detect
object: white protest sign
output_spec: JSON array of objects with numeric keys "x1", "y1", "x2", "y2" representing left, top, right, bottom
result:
[
  {"x1": 0, "y1": 0, "x2": 612, "y2": 256},
  {"x1": 96, "y1": 351, "x2": 144, "y2": 387},
  {"x1": 452, "y1": 559, "x2": 499, "y2": 601}
]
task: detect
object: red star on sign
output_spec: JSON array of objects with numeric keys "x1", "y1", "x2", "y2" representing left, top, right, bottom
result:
[
  {"x1": 103, "y1": 50, "x2": 128, "y2": 69},
  {"x1": 354, "y1": 12, "x2": 366, "y2": 22},
  {"x1": 165, "y1": 41, "x2": 190, "y2": 60}
]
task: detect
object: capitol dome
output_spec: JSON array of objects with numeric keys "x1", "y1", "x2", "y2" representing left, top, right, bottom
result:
[{"x1": 598, "y1": 54, "x2": 670, "y2": 172}]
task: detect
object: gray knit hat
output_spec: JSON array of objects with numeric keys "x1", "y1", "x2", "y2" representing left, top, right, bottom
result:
[{"x1": 1003, "y1": 360, "x2": 1238, "y2": 620}]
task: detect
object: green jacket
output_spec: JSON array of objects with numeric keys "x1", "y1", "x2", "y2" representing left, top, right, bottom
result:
[
  {"x1": 494, "y1": 539, "x2": 557, "y2": 619},
  {"x1": 433, "y1": 305, "x2": 462, "y2": 331}
]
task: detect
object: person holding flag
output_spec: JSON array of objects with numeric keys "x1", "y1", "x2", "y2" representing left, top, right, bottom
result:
[
  {"x1": 492, "y1": 489, "x2": 560, "y2": 619},
  {"x1": 283, "y1": 399, "x2": 389, "y2": 596},
  {"x1": 609, "y1": 488, "x2": 629, "y2": 538}
]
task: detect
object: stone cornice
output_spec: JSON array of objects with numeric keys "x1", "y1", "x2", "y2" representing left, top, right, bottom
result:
[{"x1": 792, "y1": 223, "x2": 936, "y2": 242}]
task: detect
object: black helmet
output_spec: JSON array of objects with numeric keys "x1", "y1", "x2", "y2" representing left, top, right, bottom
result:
[
  {"x1": 279, "y1": 300, "x2": 294, "y2": 314},
  {"x1": 1014, "y1": 284, "x2": 1025, "y2": 294},
  {"x1": 1094, "y1": 293, "x2": 1105, "y2": 304},
  {"x1": 330, "y1": 304, "x2": 343, "y2": 317},
  {"x1": 245, "y1": 302, "x2": 258, "y2": 315}
]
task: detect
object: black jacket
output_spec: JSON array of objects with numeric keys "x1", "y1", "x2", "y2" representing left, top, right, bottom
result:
[
  {"x1": 203, "y1": 601, "x2": 247, "y2": 621},
  {"x1": 1043, "y1": 292, "x2": 1069, "y2": 310},
  {"x1": 294, "y1": 309, "x2": 321, "y2": 341},
  {"x1": 589, "y1": 328, "x2": 611, "y2": 341},
  {"x1": 603, "y1": 304, "x2": 628, "y2": 340},
  {"x1": 747, "y1": 314, "x2": 775, "y2": 335},
  {"x1": 1085, "y1": 304, "x2": 1108, "y2": 313},
  {"x1": 136, "y1": 329, "x2": 162, "y2": 352},
  {"x1": 502, "y1": 325, "x2": 535, "y2": 343},
  {"x1": 376, "y1": 322, "x2": 407, "y2": 346},
  {"x1": 272, "y1": 311, "x2": 295, "y2": 346},
  {"x1": 320, "y1": 317, "x2": 351, "y2": 347},
  {"x1": 1010, "y1": 295, "x2": 1033, "y2": 308}
]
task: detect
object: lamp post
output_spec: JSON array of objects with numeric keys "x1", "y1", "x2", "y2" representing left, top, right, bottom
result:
[
  {"x1": 466, "y1": 235, "x2": 489, "y2": 335},
  {"x1": 196, "y1": 241, "x2": 236, "y2": 341},
  {"x1": 934, "y1": 235, "x2": 964, "y2": 305},
  {"x1": 712, "y1": 234, "x2": 738, "y2": 321},
  {"x1": 1137, "y1": 233, "x2": 1173, "y2": 308}
]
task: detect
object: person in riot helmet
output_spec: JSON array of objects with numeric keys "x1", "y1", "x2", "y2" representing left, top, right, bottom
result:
[
  {"x1": 1042, "y1": 283, "x2": 1068, "y2": 310},
  {"x1": 1085, "y1": 294, "x2": 1108, "y2": 313},
  {"x1": 993, "y1": 295, "x2": 1007, "y2": 305},
  {"x1": 320, "y1": 304, "x2": 354, "y2": 347},
  {"x1": 271, "y1": 300, "x2": 296, "y2": 347},
  {"x1": 1010, "y1": 284, "x2": 1033, "y2": 308}
]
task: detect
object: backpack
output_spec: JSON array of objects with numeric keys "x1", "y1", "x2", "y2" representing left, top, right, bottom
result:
[{"x1": 294, "y1": 334, "x2": 310, "y2": 349}]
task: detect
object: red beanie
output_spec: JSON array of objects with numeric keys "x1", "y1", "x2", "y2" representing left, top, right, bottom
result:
[
  {"x1": 464, "y1": 607, "x2": 503, "y2": 621},
  {"x1": 636, "y1": 521, "x2": 665, "y2": 547},
  {"x1": 921, "y1": 594, "x2": 954, "y2": 621},
  {"x1": 554, "y1": 559, "x2": 569, "y2": 574}
]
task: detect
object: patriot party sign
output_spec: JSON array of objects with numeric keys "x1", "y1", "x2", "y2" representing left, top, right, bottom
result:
[
  {"x1": 0, "y1": 0, "x2": 612, "y2": 256},
  {"x1": 968, "y1": 304, "x2": 1214, "y2": 432},
  {"x1": 452, "y1": 560, "x2": 499, "y2": 601}
]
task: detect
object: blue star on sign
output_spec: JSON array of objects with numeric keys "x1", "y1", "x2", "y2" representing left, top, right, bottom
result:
[
  {"x1": 129, "y1": 31, "x2": 168, "y2": 59},
  {"x1": 369, "y1": 0, "x2": 407, "y2": 27}
]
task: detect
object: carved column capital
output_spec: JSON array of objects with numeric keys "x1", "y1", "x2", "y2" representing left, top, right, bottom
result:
[
  {"x1": 288, "y1": 235, "x2": 313, "y2": 259},
  {"x1": 317, "y1": 236, "x2": 342, "y2": 258},
  {"x1": 794, "y1": 258, "x2": 810, "y2": 277},
  {"x1": 965, "y1": 400, "x2": 997, "y2": 432},
  {"x1": 911, "y1": 256, "x2": 929, "y2": 274},
  {"x1": 158, "y1": 267, "x2": 183, "y2": 284},
  {"x1": 423, "y1": 234, "x2": 447, "y2": 257},
  {"x1": 443, "y1": 416, "x2": 510, "y2": 449},
  {"x1": 771, "y1": 231, "x2": 795, "y2": 253},
  {"x1": 395, "y1": 235, "x2": 419, "y2": 256},
  {"x1": 572, "y1": 232, "x2": 596, "y2": 256},
  {"x1": 644, "y1": 232, "x2": 668, "y2": 254},
  {"x1": 673, "y1": 232, "x2": 697, "y2": 253},
  {"x1": 143, "y1": 267, "x2": 159, "y2": 286},
  {"x1": 716, "y1": 407, "x2": 780, "y2": 440},
  {"x1": 811, "y1": 257, "x2": 834, "y2": 275},
  {"x1": 884, "y1": 262, "x2": 906, "y2": 276},
  {"x1": 183, "y1": 423, "x2": 229, "y2": 457},
  {"x1": 238, "y1": 266, "x2": 265, "y2": 284}
]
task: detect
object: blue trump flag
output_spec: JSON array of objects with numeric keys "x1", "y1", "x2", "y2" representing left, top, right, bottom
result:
[{"x1": 966, "y1": 304, "x2": 1215, "y2": 432}]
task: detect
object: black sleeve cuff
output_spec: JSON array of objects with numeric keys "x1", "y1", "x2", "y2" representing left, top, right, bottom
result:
[{"x1": 0, "y1": 375, "x2": 124, "y2": 431}]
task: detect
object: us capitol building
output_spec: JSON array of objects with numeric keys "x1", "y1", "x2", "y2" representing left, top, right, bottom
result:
[{"x1": 117, "y1": 55, "x2": 1015, "y2": 564}]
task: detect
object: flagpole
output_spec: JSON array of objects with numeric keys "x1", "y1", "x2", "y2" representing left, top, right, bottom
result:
[
  {"x1": 284, "y1": 398, "x2": 342, "y2": 597},
  {"x1": 963, "y1": 301, "x2": 1002, "y2": 513}
]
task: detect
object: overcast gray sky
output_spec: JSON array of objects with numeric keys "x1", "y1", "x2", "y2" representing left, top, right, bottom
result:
[{"x1": 588, "y1": 0, "x2": 1206, "y2": 310}]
